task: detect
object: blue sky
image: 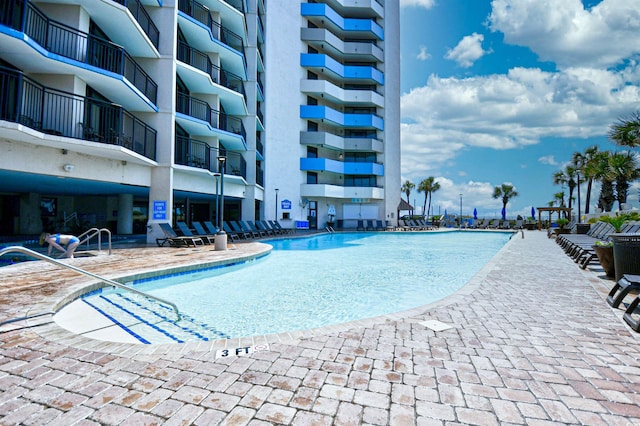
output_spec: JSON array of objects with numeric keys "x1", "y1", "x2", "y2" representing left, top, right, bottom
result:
[{"x1": 399, "y1": 0, "x2": 640, "y2": 219}]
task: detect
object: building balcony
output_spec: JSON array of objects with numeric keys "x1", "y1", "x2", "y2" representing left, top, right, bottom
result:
[
  {"x1": 300, "y1": 158, "x2": 383, "y2": 175},
  {"x1": 175, "y1": 93, "x2": 247, "y2": 151},
  {"x1": 178, "y1": 0, "x2": 246, "y2": 79},
  {"x1": 301, "y1": 3, "x2": 383, "y2": 41},
  {"x1": 322, "y1": 0, "x2": 384, "y2": 19},
  {"x1": 300, "y1": 79, "x2": 384, "y2": 108},
  {"x1": 199, "y1": 0, "x2": 247, "y2": 43},
  {"x1": 301, "y1": 28, "x2": 383, "y2": 63},
  {"x1": 0, "y1": 66, "x2": 157, "y2": 160},
  {"x1": 175, "y1": 136, "x2": 247, "y2": 179},
  {"x1": 300, "y1": 183, "x2": 384, "y2": 200},
  {"x1": 300, "y1": 105, "x2": 384, "y2": 130},
  {"x1": 301, "y1": 54, "x2": 384, "y2": 85},
  {"x1": 177, "y1": 41, "x2": 247, "y2": 115},
  {"x1": 300, "y1": 131, "x2": 383, "y2": 153},
  {"x1": 0, "y1": 0, "x2": 158, "y2": 110}
]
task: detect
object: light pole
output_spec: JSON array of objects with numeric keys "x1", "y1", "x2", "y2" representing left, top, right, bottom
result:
[
  {"x1": 576, "y1": 172, "x2": 581, "y2": 222},
  {"x1": 275, "y1": 188, "x2": 279, "y2": 220},
  {"x1": 459, "y1": 193, "x2": 463, "y2": 229},
  {"x1": 215, "y1": 156, "x2": 227, "y2": 250},
  {"x1": 213, "y1": 173, "x2": 220, "y2": 229}
]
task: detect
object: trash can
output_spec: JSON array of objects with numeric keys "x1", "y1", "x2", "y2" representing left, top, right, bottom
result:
[
  {"x1": 610, "y1": 233, "x2": 640, "y2": 282},
  {"x1": 576, "y1": 223, "x2": 591, "y2": 234}
]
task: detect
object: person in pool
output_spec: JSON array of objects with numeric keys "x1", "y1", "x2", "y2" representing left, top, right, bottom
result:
[{"x1": 40, "y1": 232, "x2": 80, "y2": 258}]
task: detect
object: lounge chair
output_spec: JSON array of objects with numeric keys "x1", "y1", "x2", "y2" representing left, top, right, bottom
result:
[
  {"x1": 514, "y1": 219, "x2": 524, "y2": 229},
  {"x1": 366, "y1": 220, "x2": 375, "y2": 231},
  {"x1": 238, "y1": 221, "x2": 261, "y2": 238},
  {"x1": 356, "y1": 220, "x2": 365, "y2": 231},
  {"x1": 259, "y1": 220, "x2": 281, "y2": 235},
  {"x1": 255, "y1": 220, "x2": 275, "y2": 236},
  {"x1": 205, "y1": 221, "x2": 239, "y2": 242},
  {"x1": 246, "y1": 221, "x2": 267, "y2": 237},
  {"x1": 156, "y1": 223, "x2": 205, "y2": 247},
  {"x1": 223, "y1": 222, "x2": 244, "y2": 240},
  {"x1": 176, "y1": 221, "x2": 215, "y2": 244},
  {"x1": 269, "y1": 220, "x2": 294, "y2": 235},
  {"x1": 488, "y1": 219, "x2": 500, "y2": 229},
  {"x1": 226, "y1": 221, "x2": 251, "y2": 239},
  {"x1": 607, "y1": 274, "x2": 640, "y2": 308},
  {"x1": 192, "y1": 221, "x2": 217, "y2": 244},
  {"x1": 375, "y1": 220, "x2": 386, "y2": 231}
]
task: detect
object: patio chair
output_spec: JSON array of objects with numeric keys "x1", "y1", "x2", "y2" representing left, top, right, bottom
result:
[
  {"x1": 176, "y1": 221, "x2": 213, "y2": 245},
  {"x1": 375, "y1": 220, "x2": 386, "y2": 231},
  {"x1": 205, "y1": 221, "x2": 239, "y2": 242},
  {"x1": 192, "y1": 221, "x2": 217, "y2": 244},
  {"x1": 156, "y1": 223, "x2": 205, "y2": 247},
  {"x1": 366, "y1": 220, "x2": 375, "y2": 231},
  {"x1": 356, "y1": 220, "x2": 365, "y2": 231},
  {"x1": 607, "y1": 274, "x2": 640, "y2": 308},
  {"x1": 269, "y1": 220, "x2": 294, "y2": 235},
  {"x1": 226, "y1": 221, "x2": 251, "y2": 239},
  {"x1": 256, "y1": 220, "x2": 277, "y2": 236},
  {"x1": 246, "y1": 221, "x2": 267, "y2": 237},
  {"x1": 237, "y1": 221, "x2": 261, "y2": 238}
]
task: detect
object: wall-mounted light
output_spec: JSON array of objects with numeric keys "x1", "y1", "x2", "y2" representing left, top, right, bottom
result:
[{"x1": 63, "y1": 164, "x2": 74, "y2": 172}]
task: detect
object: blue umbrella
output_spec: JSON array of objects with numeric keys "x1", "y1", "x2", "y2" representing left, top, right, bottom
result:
[
  {"x1": 501, "y1": 207, "x2": 506, "y2": 220},
  {"x1": 531, "y1": 206, "x2": 535, "y2": 219},
  {"x1": 473, "y1": 208, "x2": 478, "y2": 219}
]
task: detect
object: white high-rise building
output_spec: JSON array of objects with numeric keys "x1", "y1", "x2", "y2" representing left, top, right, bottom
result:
[{"x1": 0, "y1": 0, "x2": 399, "y2": 241}]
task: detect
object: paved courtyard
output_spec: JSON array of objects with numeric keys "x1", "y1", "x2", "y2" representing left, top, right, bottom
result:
[{"x1": 0, "y1": 230, "x2": 639, "y2": 425}]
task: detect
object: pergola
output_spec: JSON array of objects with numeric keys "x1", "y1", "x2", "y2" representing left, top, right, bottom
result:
[{"x1": 536, "y1": 207, "x2": 572, "y2": 231}]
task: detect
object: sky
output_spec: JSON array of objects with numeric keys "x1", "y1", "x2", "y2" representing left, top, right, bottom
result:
[{"x1": 399, "y1": 0, "x2": 640, "y2": 220}]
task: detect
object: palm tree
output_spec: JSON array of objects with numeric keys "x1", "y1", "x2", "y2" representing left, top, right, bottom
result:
[
  {"x1": 608, "y1": 151, "x2": 640, "y2": 210},
  {"x1": 401, "y1": 180, "x2": 415, "y2": 215},
  {"x1": 417, "y1": 177, "x2": 440, "y2": 219},
  {"x1": 492, "y1": 183, "x2": 518, "y2": 219},
  {"x1": 608, "y1": 111, "x2": 640, "y2": 148},
  {"x1": 593, "y1": 151, "x2": 615, "y2": 212},
  {"x1": 552, "y1": 170, "x2": 568, "y2": 211},
  {"x1": 574, "y1": 145, "x2": 599, "y2": 214}
]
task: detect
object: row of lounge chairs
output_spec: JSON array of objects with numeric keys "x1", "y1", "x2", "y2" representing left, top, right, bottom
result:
[
  {"x1": 396, "y1": 219, "x2": 436, "y2": 231},
  {"x1": 156, "y1": 220, "x2": 293, "y2": 247},
  {"x1": 556, "y1": 220, "x2": 640, "y2": 332},
  {"x1": 472, "y1": 219, "x2": 524, "y2": 229}
]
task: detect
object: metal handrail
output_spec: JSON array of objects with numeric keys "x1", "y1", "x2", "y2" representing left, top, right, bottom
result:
[
  {"x1": 0, "y1": 246, "x2": 180, "y2": 321},
  {"x1": 77, "y1": 228, "x2": 112, "y2": 255}
]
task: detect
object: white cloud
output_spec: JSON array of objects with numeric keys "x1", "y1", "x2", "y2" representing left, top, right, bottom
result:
[
  {"x1": 417, "y1": 46, "x2": 431, "y2": 61},
  {"x1": 488, "y1": 0, "x2": 640, "y2": 69},
  {"x1": 444, "y1": 33, "x2": 489, "y2": 68},
  {"x1": 538, "y1": 155, "x2": 558, "y2": 166},
  {"x1": 400, "y1": 0, "x2": 436, "y2": 8},
  {"x1": 400, "y1": 63, "x2": 640, "y2": 182}
]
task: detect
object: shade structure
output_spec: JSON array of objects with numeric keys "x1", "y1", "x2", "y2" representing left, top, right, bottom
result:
[{"x1": 473, "y1": 208, "x2": 478, "y2": 219}]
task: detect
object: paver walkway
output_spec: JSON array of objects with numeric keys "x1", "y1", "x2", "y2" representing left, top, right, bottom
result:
[{"x1": 0, "y1": 231, "x2": 639, "y2": 425}]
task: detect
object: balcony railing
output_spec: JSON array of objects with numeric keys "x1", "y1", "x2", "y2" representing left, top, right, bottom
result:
[
  {"x1": 176, "y1": 92, "x2": 246, "y2": 139},
  {"x1": 1, "y1": 0, "x2": 157, "y2": 104},
  {"x1": 177, "y1": 41, "x2": 245, "y2": 97},
  {"x1": 0, "y1": 66, "x2": 157, "y2": 160},
  {"x1": 175, "y1": 136, "x2": 246, "y2": 179},
  {"x1": 111, "y1": 0, "x2": 159, "y2": 49},
  {"x1": 178, "y1": 0, "x2": 244, "y2": 54}
]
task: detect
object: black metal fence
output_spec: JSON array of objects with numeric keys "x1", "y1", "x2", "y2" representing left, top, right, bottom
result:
[
  {"x1": 111, "y1": 0, "x2": 159, "y2": 49},
  {"x1": 177, "y1": 41, "x2": 245, "y2": 97},
  {"x1": 0, "y1": 67, "x2": 157, "y2": 160},
  {"x1": 177, "y1": 0, "x2": 244, "y2": 54},
  {"x1": 175, "y1": 136, "x2": 246, "y2": 179},
  {"x1": 176, "y1": 92, "x2": 246, "y2": 139},
  {"x1": 0, "y1": 0, "x2": 157, "y2": 104}
]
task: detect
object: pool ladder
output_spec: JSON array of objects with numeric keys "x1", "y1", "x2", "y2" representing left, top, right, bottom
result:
[{"x1": 0, "y1": 246, "x2": 181, "y2": 326}]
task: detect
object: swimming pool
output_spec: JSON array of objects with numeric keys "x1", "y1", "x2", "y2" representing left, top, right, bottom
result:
[{"x1": 70, "y1": 231, "x2": 512, "y2": 343}]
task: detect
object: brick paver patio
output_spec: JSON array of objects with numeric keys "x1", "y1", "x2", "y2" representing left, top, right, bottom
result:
[{"x1": 0, "y1": 230, "x2": 639, "y2": 425}]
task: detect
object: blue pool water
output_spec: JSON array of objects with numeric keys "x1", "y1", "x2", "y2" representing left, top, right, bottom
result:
[{"x1": 87, "y1": 231, "x2": 511, "y2": 341}]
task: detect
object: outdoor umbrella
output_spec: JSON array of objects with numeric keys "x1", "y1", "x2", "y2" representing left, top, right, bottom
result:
[
  {"x1": 473, "y1": 208, "x2": 478, "y2": 219},
  {"x1": 501, "y1": 207, "x2": 506, "y2": 220},
  {"x1": 531, "y1": 206, "x2": 535, "y2": 219}
]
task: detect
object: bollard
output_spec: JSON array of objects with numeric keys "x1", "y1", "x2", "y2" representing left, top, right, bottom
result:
[{"x1": 521, "y1": 230, "x2": 524, "y2": 239}]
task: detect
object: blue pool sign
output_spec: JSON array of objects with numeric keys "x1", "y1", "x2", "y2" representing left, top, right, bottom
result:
[
  {"x1": 281, "y1": 199, "x2": 292, "y2": 210},
  {"x1": 153, "y1": 200, "x2": 167, "y2": 220}
]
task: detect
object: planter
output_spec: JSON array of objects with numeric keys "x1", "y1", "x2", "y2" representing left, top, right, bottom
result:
[
  {"x1": 554, "y1": 228, "x2": 571, "y2": 236},
  {"x1": 592, "y1": 245, "x2": 615, "y2": 278},
  {"x1": 524, "y1": 223, "x2": 536, "y2": 230},
  {"x1": 610, "y1": 234, "x2": 640, "y2": 282}
]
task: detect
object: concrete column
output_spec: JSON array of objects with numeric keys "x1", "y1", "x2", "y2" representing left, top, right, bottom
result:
[{"x1": 117, "y1": 194, "x2": 134, "y2": 234}]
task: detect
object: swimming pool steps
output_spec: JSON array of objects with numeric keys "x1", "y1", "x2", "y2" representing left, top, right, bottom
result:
[{"x1": 82, "y1": 292, "x2": 230, "y2": 344}]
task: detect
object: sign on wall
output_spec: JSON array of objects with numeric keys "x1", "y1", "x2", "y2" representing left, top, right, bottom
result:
[
  {"x1": 281, "y1": 199, "x2": 292, "y2": 210},
  {"x1": 153, "y1": 200, "x2": 167, "y2": 220}
]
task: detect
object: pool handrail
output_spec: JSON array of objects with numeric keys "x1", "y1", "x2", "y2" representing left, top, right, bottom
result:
[
  {"x1": 77, "y1": 227, "x2": 112, "y2": 255},
  {"x1": 0, "y1": 246, "x2": 180, "y2": 321}
]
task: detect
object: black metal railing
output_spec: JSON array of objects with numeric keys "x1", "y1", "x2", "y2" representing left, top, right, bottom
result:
[
  {"x1": 0, "y1": 67, "x2": 156, "y2": 160},
  {"x1": 111, "y1": 0, "x2": 159, "y2": 49},
  {"x1": 176, "y1": 92, "x2": 246, "y2": 139},
  {"x1": 225, "y1": 0, "x2": 244, "y2": 13},
  {"x1": 256, "y1": 165, "x2": 264, "y2": 187},
  {"x1": 175, "y1": 136, "x2": 246, "y2": 179},
  {"x1": 0, "y1": 0, "x2": 157, "y2": 104},
  {"x1": 177, "y1": 0, "x2": 244, "y2": 54},
  {"x1": 177, "y1": 41, "x2": 245, "y2": 97}
]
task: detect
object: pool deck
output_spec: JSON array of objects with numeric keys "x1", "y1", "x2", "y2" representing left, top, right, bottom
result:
[{"x1": 1, "y1": 230, "x2": 639, "y2": 425}]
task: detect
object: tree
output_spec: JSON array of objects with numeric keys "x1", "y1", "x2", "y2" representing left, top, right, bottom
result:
[
  {"x1": 417, "y1": 177, "x2": 440, "y2": 219},
  {"x1": 608, "y1": 151, "x2": 640, "y2": 210},
  {"x1": 574, "y1": 145, "x2": 599, "y2": 214},
  {"x1": 552, "y1": 170, "x2": 568, "y2": 212},
  {"x1": 593, "y1": 151, "x2": 615, "y2": 212},
  {"x1": 492, "y1": 183, "x2": 518, "y2": 220},
  {"x1": 608, "y1": 111, "x2": 640, "y2": 148},
  {"x1": 401, "y1": 180, "x2": 415, "y2": 215}
]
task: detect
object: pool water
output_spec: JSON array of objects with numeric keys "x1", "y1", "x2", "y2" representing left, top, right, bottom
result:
[{"x1": 87, "y1": 231, "x2": 511, "y2": 341}]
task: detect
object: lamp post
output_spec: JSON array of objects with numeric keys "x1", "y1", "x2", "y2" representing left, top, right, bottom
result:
[
  {"x1": 459, "y1": 193, "x2": 463, "y2": 229},
  {"x1": 576, "y1": 172, "x2": 581, "y2": 223},
  {"x1": 213, "y1": 173, "x2": 220, "y2": 229},
  {"x1": 215, "y1": 156, "x2": 227, "y2": 250},
  {"x1": 275, "y1": 188, "x2": 279, "y2": 220}
]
